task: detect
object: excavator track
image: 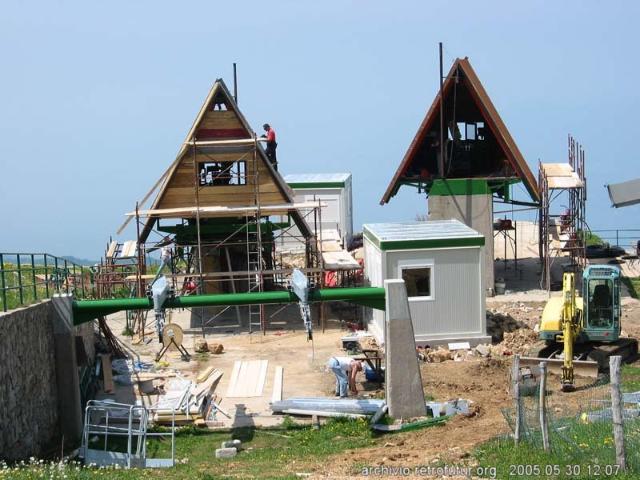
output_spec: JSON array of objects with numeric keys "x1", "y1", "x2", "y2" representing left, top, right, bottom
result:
[
  {"x1": 586, "y1": 337, "x2": 639, "y2": 370},
  {"x1": 521, "y1": 338, "x2": 638, "y2": 379}
]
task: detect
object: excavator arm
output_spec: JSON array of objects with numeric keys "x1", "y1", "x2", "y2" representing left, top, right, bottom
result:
[
  {"x1": 521, "y1": 272, "x2": 598, "y2": 391},
  {"x1": 560, "y1": 272, "x2": 578, "y2": 391}
]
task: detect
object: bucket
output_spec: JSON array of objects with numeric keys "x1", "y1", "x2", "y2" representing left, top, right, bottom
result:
[{"x1": 494, "y1": 278, "x2": 506, "y2": 295}]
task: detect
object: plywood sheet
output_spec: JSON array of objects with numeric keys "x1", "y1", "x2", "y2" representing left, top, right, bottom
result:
[
  {"x1": 547, "y1": 174, "x2": 583, "y2": 189},
  {"x1": 541, "y1": 163, "x2": 574, "y2": 177},
  {"x1": 120, "y1": 240, "x2": 138, "y2": 258},
  {"x1": 226, "y1": 360, "x2": 269, "y2": 398},
  {"x1": 106, "y1": 242, "x2": 118, "y2": 259}
]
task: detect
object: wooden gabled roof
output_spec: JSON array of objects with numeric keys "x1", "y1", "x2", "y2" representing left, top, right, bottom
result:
[
  {"x1": 380, "y1": 57, "x2": 540, "y2": 204},
  {"x1": 138, "y1": 79, "x2": 311, "y2": 242}
]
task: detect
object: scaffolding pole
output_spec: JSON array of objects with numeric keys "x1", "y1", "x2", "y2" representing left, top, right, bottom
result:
[{"x1": 539, "y1": 134, "x2": 587, "y2": 292}]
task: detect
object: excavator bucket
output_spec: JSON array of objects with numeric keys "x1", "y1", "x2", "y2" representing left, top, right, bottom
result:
[{"x1": 518, "y1": 357, "x2": 599, "y2": 379}]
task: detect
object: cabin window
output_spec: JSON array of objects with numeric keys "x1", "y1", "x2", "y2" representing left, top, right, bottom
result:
[
  {"x1": 199, "y1": 161, "x2": 247, "y2": 186},
  {"x1": 588, "y1": 278, "x2": 613, "y2": 328},
  {"x1": 400, "y1": 265, "x2": 434, "y2": 300},
  {"x1": 451, "y1": 122, "x2": 485, "y2": 141}
]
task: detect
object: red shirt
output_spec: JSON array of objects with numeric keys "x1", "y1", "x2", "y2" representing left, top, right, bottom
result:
[{"x1": 266, "y1": 127, "x2": 276, "y2": 143}]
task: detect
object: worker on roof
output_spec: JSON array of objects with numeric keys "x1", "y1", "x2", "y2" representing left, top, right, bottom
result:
[
  {"x1": 260, "y1": 123, "x2": 278, "y2": 170},
  {"x1": 327, "y1": 356, "x2": 363, "y2": 398}
]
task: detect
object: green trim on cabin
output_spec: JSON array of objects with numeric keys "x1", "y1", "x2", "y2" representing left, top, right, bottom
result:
[
  {"x1": 287, "y1": 181, "x2": 345, "y2": 189},
  {"x1": 363, "y1": 229, "x2": 485, "y2": 251},
  {"x1": 429, "y1": 179, "x2": 490, "y2": 196},
  {"x1": 394, "y1": 178, "x2": 523, "y2": 203}
]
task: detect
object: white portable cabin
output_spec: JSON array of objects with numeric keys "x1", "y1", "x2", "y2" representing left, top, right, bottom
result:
[
  {"x1": 283, "y1": 173, "x2": 353, "y2": 248},
  {"x1": 364, "y1": 219, "x2": 490, "y2": 347}
]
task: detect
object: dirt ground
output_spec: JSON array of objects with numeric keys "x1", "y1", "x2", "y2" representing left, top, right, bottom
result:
[
  {"x1": 318, "y1": 296, "x2": 640, "y2": 478},
  {"x1": 99, "y1": 292, "x2": 640, "y2": 478},
  {"x1": 102, "y1": 309, "x2": 352, "y2": 428}
]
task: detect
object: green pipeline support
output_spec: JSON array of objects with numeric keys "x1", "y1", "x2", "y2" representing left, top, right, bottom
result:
[{"x1": 72, "y1": 287, "x2": 386, "y2": 325}]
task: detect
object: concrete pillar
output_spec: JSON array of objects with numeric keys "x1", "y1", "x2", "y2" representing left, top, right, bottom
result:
[
  {"x1": 50, "y1": 294, "x2": 83, "y2": 447},
  {"x1": 384, "y1": 279, "x2": 426, "y2": 419},
  {"x1": 428, "y1": 193, "x2": 494, "y2": 294}
]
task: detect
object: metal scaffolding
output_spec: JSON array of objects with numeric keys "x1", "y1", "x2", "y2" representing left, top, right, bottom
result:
[
  {"x1": 97, "y1": 137, "x2": 329, "y2": 338},
  {"x1": 539, "y1": 134, "x2": 587, "y2": 291}
]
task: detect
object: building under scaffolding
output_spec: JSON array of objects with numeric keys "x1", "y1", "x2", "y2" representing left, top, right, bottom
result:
[
  {"x1": 538, "y1": 135, "x2": 586, "y2": 291},
  {"x1": 96, "y1": 78, "x2": 360, "y2": 336}
]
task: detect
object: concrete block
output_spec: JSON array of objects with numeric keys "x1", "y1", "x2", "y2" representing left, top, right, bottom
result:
[
  {"x1": 475, "y1": 344, "x2": 491, "y2": 357},
  {"x1": 221, "y1": 439, "x2": 242, "y2": 449},
  {"x1": 384, "y1": 279, "x2": 427, "y2": 419},
  {"x1": 215, "y1": 447, "x2": 237, "y2": 458}
]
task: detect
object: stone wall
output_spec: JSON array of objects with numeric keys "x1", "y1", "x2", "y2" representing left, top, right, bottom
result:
[{"x1": 0, "y1": 300, "x2": 95, "y2": 461}]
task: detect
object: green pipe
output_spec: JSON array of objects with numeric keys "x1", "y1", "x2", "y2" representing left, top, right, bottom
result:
[{"x1": 72, "y1": 287, "x2": 386, "y2": 325}]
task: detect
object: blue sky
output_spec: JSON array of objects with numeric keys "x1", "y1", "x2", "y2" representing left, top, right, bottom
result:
[{"x1": 2, "y1": 1, "x2": 639, "y2": 259}]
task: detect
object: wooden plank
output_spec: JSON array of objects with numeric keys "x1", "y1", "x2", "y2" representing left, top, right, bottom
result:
[
  {"x1": 257, "y1": 360, "x2": 268, "y2": 396},
  {"x1": 225, "y1": 361, "x2": 242, "y2": 397},
  {"x1": 106, "y1": 242, "x2": 118, "y2": 259},
  {"x1": 271, "y1": 366, "x2": 284, "y2": 403},
  {"x1": 541, "y1": 163, "x2": 574, "y2": 177},
  {"x1": 199, "y1": 115, "x2": 244, "y2": 130},
  {"x1": 193, "y1": 370, "x2": 223, "y2": 398},
  {"x1": 226, "y1": 360, "x2": 268, "y2": 397},
  {"x1": 157, "y1": 193, "x2": 288, "y2": 210},
  {"x1": 100, "y1": 354, "x2": 114, "y2": 394},
  {"x1": 159, "y1": 195, "x2": 282, "y2": 209},
  {"x1": 129, "y1": 201, "x2": 325, "y2": 217},
  {"x1": 161, "y1": 184, "x2": 284, "y2": 198},
  {"x1": 197, "y1": 366, "x2": 216, "y2": 384}
]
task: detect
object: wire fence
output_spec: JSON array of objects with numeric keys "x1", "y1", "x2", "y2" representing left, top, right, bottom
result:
[
  {"x1": 0, "y1": 252, "x2": 94, "y2": 312},
  {"x1": 502, "y1": 356, "x2": 640, "y2": 474}
]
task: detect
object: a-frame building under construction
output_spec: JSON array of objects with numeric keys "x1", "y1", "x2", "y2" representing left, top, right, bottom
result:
[
  {"x1": 380, "y1": 57, "x2": 540, "y2": 293},
  {"x1": 121, "y1": 79, "x2": 326, "y2": 334}
]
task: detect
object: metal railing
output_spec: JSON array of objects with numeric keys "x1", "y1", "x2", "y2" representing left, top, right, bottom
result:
[
  {"x1": 0, "y1": 252, "x2": 94, "y2": 312},
  {"x1": 590, "y1": 229, "x2": 640, "y2": 250}
]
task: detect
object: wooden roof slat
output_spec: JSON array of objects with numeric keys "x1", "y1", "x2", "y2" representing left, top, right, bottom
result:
[{"x1": 127, "y1": 201, "x2": 328, "y2": 218}]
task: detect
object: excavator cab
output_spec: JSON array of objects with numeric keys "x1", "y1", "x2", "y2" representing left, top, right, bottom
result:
[{"x1": 583, "y1": 266, "x2": 620, "y2": 341}]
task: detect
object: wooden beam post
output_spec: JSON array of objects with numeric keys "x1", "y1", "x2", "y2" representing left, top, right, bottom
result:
[
  {"x1": 539, "y1": 361, "x2": 549, "y2": 451},
  {"x1": 512, "y1": 354, "x2": 521, "y2": 444},
  {"x1": 610, "y1": 355, "x2": 626, "y2": 471}
]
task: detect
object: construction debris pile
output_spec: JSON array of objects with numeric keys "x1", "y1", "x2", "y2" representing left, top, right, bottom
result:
[
  {"x1": 418, "y1": 326, "x2": 539, "y2": 364},
  {"x1": 151, "y1": 366, "x2": 225, "y2": 426},
  {"x1": 486, "y1": 310, "x2": 528, "y2": 342},
  {"x1": 487, "y1": 303, "x2": 545, "y2": 332}
]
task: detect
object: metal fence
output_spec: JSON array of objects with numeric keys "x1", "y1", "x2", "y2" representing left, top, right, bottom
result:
[
  {"x1": 591, "y1": 229, "x2": 640, "y2": 250},
  {"x1": 0, "y1": 252, "x2": 94, "y2": 312}
]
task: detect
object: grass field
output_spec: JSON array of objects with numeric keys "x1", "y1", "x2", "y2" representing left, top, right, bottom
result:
[
  {"x1": 1, "y1": 419, "x2": 376, "y2": 480},
  {"x1": 472, "y1": 364, "x2": 640, "y2": 479}
]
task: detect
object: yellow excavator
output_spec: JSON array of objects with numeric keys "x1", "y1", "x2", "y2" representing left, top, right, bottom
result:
[{"x1": 521, "y1": 265, "x2": 638, "y2": 392}]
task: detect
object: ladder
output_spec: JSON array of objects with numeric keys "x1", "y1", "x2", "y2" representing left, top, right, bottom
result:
[{"x1": 246, "y1": 214, "x2": 264, "y2": 333}]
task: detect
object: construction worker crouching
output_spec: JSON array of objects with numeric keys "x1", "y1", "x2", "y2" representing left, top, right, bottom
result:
[{"x1": 327, "y1": 356, "x2": 363, "y2": 398}]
